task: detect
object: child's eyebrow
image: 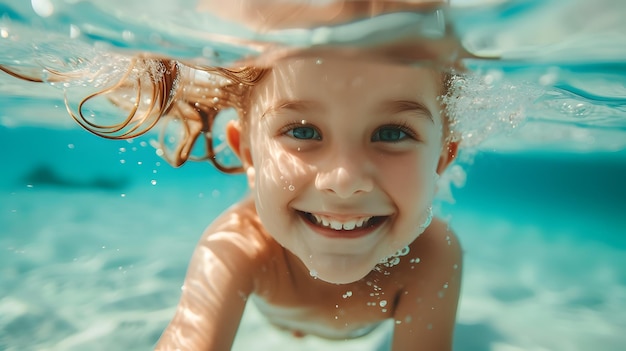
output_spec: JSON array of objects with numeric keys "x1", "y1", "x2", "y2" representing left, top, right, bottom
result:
[
  {"x1": 261, "y1": 100, "x2": 322, "y2": 119},
  {"x1": 378, "y1": 100, "x2": 434, "y2": 122}
]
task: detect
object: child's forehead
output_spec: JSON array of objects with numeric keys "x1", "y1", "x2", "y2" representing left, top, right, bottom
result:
[
  {"x1": 261, "y1": 56, "x2": 443, "y2": 97},
  {"x1": 272, "y1": 55, "x2": 438, "y2": 76}
]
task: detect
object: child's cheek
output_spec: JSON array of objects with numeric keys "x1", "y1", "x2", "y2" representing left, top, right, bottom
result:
[{"x1": 381, "y1": 152, "x2": 439, "y2": 205}]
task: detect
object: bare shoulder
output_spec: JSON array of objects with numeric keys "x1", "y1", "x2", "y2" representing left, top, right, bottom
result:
[
  {"x1": 390, "y1": 217, "x2": 463, "y2": 350},
  {"x1": 398, "y1": 217, "x2": 463, "y2": 292},
  {"x1": 199, "y1": 196, "x2": 270, "y2": 260},
  {"x1": 409, "y1": 217, "x2": 462, "y2": 271},
  {"x1": 155, "y1": 196, "x2": 272, "y2": 350}
]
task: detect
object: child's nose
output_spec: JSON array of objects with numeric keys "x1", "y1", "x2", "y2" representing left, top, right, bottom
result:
[{"x1": 314, "y1": 152, "x2": 374, "y2": 198}]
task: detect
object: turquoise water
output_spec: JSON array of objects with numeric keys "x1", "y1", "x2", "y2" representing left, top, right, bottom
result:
[{"x1": 1, "y1": 1, "x2": 626, "y2": 350}]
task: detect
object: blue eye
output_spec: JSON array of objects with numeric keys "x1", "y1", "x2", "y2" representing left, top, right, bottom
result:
[
  {"x1": 287, "y1": 126, "x2": 321, "y2": 140},
  {"x1": 372, "y1": 126, "x2": 413, "y2": 142}
]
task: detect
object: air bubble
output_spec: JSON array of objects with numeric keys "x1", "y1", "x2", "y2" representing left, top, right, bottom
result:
[
  {"x1": 32, "y1": 0, "x2": 54, "y2": 17},
  {"x1": 122, "y1": 30, "x2": 135, "y2": 42}
]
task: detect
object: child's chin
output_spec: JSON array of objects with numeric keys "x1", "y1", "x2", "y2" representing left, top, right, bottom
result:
[{"x1": 308, "y1": 263, "x2": 373, "y2": 285}]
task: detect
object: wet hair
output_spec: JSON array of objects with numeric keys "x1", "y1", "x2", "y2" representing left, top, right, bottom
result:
[
  {"x1": 2, "y1": 58, "x2": 266, "y2": 170},
  {"x1": 1, "y1": 56, "x2": 454, "y2": 171}
]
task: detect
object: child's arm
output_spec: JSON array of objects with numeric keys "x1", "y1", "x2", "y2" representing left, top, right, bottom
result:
[
  {"x1": 154, "y1": 227, "x2": 260, "y2": 351},
  {"x1": 391, "y1": 221, "x2": 463, "y2": 351}
]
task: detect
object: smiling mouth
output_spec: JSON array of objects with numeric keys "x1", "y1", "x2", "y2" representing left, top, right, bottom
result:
[{"x1": 298, "y1": 211, "x2": 387, "y2": 232}]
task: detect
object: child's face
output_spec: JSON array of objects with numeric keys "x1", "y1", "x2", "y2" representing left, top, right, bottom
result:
[{"x1": 240, "y1": 56, "x2": 453, "y2": 284}]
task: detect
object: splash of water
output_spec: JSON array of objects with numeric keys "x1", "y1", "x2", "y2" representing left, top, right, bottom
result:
[{"x1": 441, "y1": 69, "x2": 544, "y2": 148}]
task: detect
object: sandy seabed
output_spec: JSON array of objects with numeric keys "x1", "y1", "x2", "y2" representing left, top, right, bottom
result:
[{"x1": 1, "y1": 180, "x2": 624, "y2": 351}]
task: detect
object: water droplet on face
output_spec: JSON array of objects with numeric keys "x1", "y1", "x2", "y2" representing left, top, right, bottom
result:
[
  {"x1": 342, "y1": 291, "x2": 353, "y2": 299},
  {"x1": 309, "y1": 270, "x2": 318, "y2": 278},
  {"x1": 397, "y1": 246, "x2": 410, "y2": 256},
  {"x1": 316, "y1": 59, "x2": 323, "y2": 65},
  {"x1": 288, "y1": 185, "x2": 295, "y2": 191},
  {"x1": 379, "y1": 300, "x2": 387, "y2": 308}
]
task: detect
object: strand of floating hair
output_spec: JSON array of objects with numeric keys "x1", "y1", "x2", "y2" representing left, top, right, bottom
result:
[
  {"x1": 103, "y1": 60, "x2": 169, "y2": 137},
  {"x1": 158, "y1": 103, "x2": 201, "y2": 167},
  {"x1": 0, "y1": 65, "x2": 44, "y2": 82},
  {"x1": 187, "y1": 102, "x2": 242, "y2": 174},
  {"x1": 63, "y1": 58, "x2": 139, "y2": 137},
  {"x1": 112, "y1": 59, "x2": 178, "y2": 138},
  {"x1": 64, "y1": 58, "x2": 167, "y2": 139}
]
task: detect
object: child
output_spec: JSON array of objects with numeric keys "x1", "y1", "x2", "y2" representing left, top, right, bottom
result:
[
  {"x1": 1, "y1": 5, "x2": 463, "y2": 351},
  {"x1": 150, "y1": 52, "x2": 462, "y2": 350}
]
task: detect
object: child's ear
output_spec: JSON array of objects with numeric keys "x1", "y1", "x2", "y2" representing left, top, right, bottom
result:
[
  {"x1": 226, "y1": 119, "x2": 253, "y2": 166},
  {"x1": 226, "y1": 120, "x2": 256, "y2": 187},
  {"x1": 436, "y1": 140, "x2": 459, "y2": 175}
]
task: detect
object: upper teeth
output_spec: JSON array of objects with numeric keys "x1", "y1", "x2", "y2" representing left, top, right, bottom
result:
[{"x1": 311, "y1": 213, "x2": 371, "y2": 231}]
